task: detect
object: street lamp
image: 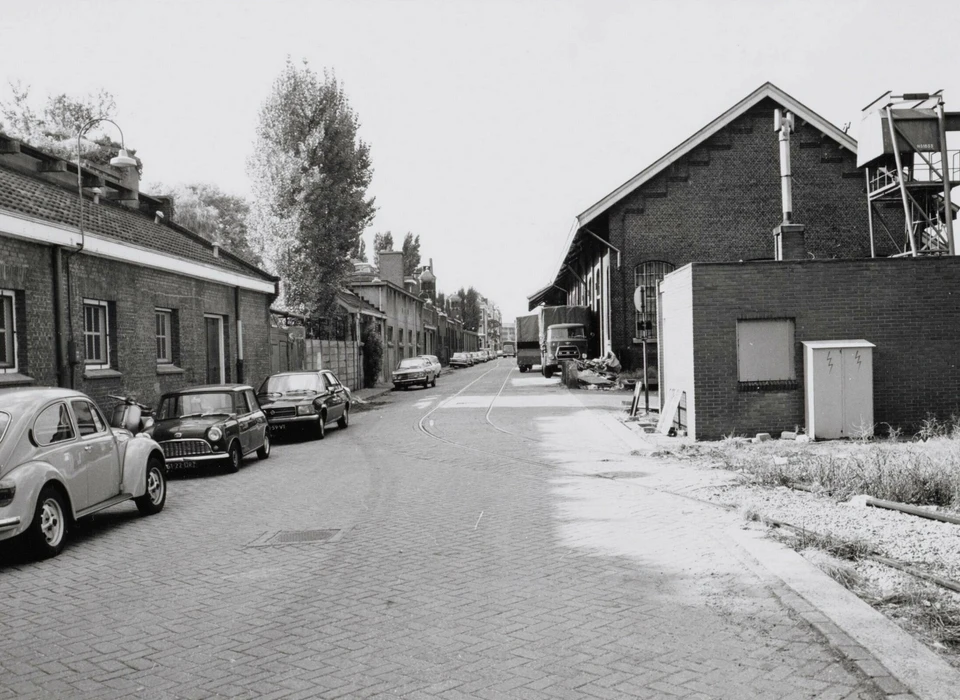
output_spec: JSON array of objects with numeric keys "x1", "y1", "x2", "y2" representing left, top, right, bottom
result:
[{"x1": 76, "y1": 117, "x2": 138, "y2": 251}]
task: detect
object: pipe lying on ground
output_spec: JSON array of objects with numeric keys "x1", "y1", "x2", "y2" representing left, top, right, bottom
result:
[{"x1": 864, "y1": 497, "x2": 960, "y2": 526}]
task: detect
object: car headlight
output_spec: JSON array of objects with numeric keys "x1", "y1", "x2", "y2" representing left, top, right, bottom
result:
[
  {"x1": 207, "y1": 426, "x2": 222, "y2": 442},
  {"x1": 297, "y1": 404, "x2": 316, "y2": 416},
  {"x1": 0, "y1": 479, "x2": 15, "y2": 507}
]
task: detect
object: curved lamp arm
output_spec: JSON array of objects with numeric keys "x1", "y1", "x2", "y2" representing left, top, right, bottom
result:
[{"x1": 75, "y1": 117, "x2": 137, "y2": 251}]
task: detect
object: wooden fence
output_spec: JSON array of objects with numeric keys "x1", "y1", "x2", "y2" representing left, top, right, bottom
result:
[{"x1": 304, "y1": 339, "x2": 362, "y2": 391}]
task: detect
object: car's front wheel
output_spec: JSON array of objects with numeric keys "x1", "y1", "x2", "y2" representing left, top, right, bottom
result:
[
  {"x1": 337, "y1": 404, "x2": 349, "y2": 430},
  {"x1": 315, "y1": 414, "x2": 326, "y2": 440},
  {"x1": 225, "y1": 442, "x2": 242, "y2": 473},
  {"x1": 257, "y1": 431, "x2": 271, "y2": 460},
  {"x1": 135, "y1": 457, "x2": 167, "y2": 515},
  {"x1": 27, "y1": 486, "x2": 67, "y2": 559}
]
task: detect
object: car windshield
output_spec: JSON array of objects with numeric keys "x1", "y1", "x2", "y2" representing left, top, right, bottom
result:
[
  {"x1": 398, "y1": 359, "x2": 425, "y2": 369},
  {"x1": 0, "y1": 411, "x2": 9, "y2": 443},
  {"x1": 159, "y1": 392, "x2": 235, "y2": 420},
  {"x1": 259, "y1": 374, "x2": 324, "y2": 397}
]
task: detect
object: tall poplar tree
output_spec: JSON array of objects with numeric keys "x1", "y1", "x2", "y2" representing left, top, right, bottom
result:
[{"x1": 248, "y1": 59, "x2": 376, "y2": 315}]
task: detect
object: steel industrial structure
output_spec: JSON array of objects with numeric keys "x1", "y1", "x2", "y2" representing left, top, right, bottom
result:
[{"x1": 858, "y1": 91, "x2": 960, "y2": 257}]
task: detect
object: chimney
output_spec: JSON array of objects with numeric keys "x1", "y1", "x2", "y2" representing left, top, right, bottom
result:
[
  {"x1": 773, "y1": 108, "x2": 806, "y2": 260},
  {"x1": 116, "y1": 164, "x2": 140, "y2": 209},
  {"x1": 378, "y1": 250, "x2": 404, "y2": 287}
]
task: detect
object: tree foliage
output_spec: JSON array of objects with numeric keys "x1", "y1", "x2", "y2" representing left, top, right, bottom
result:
[
  {"x1": 361, "y1": 319, "x2": 383, "y2": 388},
  {"x1": 352, "y1": 236, "x2": 367, "y2": 262},
  {"x1": 401, "y1": 232, "x2": 421, "y2": 277},
  {"x1": 157, "y1": 182, "x2": 261, "y2": 266},
  {"x1": 373, "y1": 231, "x2": 394, "y2": 267},
  {"x1": 463, "y1": 287, "x2": 481, "y2": 331},
  {"x1": 0, "y1": 82, "x2": 138, "y2": 170},
  {"x1": 248, "y1": 59, "x2": 376, "y2": 316}
]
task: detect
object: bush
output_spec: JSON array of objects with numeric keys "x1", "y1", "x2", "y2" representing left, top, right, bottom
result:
[{"x1": 361, "y1": 322, "x2": 383, "y2": 389}]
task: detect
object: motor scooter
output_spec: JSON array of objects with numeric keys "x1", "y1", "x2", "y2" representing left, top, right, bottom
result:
[{"x1": 107, "y1": 394, "x2": 156, "y2": 435}]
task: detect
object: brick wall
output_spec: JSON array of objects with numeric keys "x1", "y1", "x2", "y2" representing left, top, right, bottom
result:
[
  {"x1": 0, "y1": 237, "x2": 275, "y2": 414},
  {"x1": 671, "y1": 257, "x2": 960, "y2": 439},
  {"x1": 601, "y1": 97, "x2": 896, "y2": 370}
]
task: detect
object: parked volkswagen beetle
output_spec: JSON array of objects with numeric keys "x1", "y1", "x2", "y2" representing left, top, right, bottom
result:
[
  {"x1": 152, "y1": 384, "x2": 270, "y2": 473},
  {"x1": 0, "y1": 387, "x2": 167, "y2": 559}
]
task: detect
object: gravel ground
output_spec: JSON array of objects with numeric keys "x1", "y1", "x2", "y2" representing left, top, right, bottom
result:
[{"x1": 704, "y1": 483, "x2": 960, "y2": 582}]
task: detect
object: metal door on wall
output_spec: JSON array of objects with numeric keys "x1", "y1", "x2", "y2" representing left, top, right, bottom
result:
[{"x1": 205, "y1": 315, "x2": 224, "y2": 384}]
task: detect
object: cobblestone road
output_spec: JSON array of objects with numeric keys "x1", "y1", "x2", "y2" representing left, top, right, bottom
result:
[{"x1": 0, "y1": 361, "x2": 896, "y2": 698}]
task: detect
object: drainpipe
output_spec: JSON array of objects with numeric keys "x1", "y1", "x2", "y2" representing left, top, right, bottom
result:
[
  {"x1": 234, "y1": 286, "x2": 244, "y2": 383},
  {"x1": 51, "y1": 247, "x2": 67, "y2": 387}
]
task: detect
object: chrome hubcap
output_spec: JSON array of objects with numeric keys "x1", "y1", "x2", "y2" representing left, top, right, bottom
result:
[
  {"x1": 40, "y1": 499, "x2": 64, "y2": 546},
  {"x1": 147, "y1": 469, "x2": 164, "y2": 504}
]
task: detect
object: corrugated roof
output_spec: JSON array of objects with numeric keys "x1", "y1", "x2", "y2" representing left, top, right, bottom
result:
[{"x1": 0, "y1": 164, "x2": 275, "y2": 282}]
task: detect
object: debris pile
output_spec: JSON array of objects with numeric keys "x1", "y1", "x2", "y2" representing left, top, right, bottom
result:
[{"x1": 572, "y1": 350, "x2": 622, "y2": 390}]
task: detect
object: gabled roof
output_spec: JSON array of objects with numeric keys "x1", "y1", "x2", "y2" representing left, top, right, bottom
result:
[
  {"x1": 336, "y1": 288, "x2": 387, "y2": 318},
  {"x1": 576, "y1": 82, "x2": 857, "y2": 229}
]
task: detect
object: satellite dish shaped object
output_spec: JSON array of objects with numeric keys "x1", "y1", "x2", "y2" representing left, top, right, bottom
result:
[{"x1": 633, "y1": 287, "x2": 645, "y2": 311}]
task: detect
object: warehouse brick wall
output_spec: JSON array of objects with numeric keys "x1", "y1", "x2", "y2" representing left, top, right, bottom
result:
[
  {"x1": 603, "y1": 97, "x2": 894, "y2": 370},
  {"x1": 676, "y1": 257, "x2": 960, "y2": 440},
  {"x1": 0, "y1": 237, "x2": 57, "y2": 386}
]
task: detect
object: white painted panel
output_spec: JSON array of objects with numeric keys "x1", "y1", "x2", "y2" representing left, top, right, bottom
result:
[{"x1": 842, "y1": 347, "x2": 874, "y2": 437}]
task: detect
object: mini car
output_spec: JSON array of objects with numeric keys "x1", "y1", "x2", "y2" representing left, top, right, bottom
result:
[
  {"x1": 257, "y1": 370, "x2": 351, "y2": 440},
  {"x1": 449, "y1": 352, "x2": 471, "y2": 368},
  {"x1": 0, "y1": 388, "x2": 167, "y2": 559},
  {"x1": 152, "y1": 385, "x2": 270, "y2": 473},
  {"x1": 392, "y1": 358, "x2": 437, "y2": 389},
  {"x1": 417, "y1": 354, "x2": 442, "y2": 378}
]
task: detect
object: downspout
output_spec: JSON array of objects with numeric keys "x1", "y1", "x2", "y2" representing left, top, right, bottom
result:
[
  {"x1": 51, "y1": 247, "x2": 67, "y2": 387},
  {"x1": 619, "y1": 207, "x2": 644, "y2": 370},
  {"x1": 234, "y1": 286, "x2": 244, "y2": 383}
]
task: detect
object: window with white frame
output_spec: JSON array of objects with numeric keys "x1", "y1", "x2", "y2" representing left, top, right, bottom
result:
[
  {"x1": 634, "y1": 261, "x2": 675, "y2": 340},
  {"x1": 156, "y1": 309, "x2": 173, "y2": 364},
  {"x1": 0, "y1": 290, "x2": 17, "y2": 373},
  {"x1": 83, "y1": 299, "x2": 111, "y2": 368}
]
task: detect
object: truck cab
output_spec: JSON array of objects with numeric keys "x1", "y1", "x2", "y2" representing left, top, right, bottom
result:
[{"x1": 542, "y1": 323, "x2": 588, "y2": 378}]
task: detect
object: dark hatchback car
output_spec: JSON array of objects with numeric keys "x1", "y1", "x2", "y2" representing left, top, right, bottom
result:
[
  {"x1": 257, "y1": 370, "x2": 351, "y2": 440},
  {"x1": 152, "y1": 385, "x2": 270, "y2": 473}
]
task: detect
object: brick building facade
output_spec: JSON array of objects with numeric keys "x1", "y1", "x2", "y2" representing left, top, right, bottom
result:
[
  {"x1": 0, "y1": 135, "x2": 278, "y2": 412},
  {"x1": 661, "y1": 258, "x2": 960, "y2": 440},
  {"x1": 531, "y1": 83, "x2": 893, "y2": 375}
]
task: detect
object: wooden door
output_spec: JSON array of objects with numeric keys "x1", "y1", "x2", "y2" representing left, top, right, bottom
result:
[{"x1": 205, "y1": 316, "x2": 224, "y2": 384}]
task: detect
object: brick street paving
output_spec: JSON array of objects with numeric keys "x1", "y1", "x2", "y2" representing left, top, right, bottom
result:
[{"x1": 0, "y1": 360, "x2": 895, "y2": 699}]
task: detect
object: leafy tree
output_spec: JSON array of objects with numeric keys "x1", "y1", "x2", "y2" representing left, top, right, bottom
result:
[
  {"x1": 436, "y1": 291, "x2": 446, "y2": 311},
  {"x1": 373, "y1": 231, "x2": 393, "y2": 267},
  {"x1": 401, "y1": 232, "x2": 421, "y2": 277},
  {"x1": 248, "y1": 59, "x2": 376, "y2": 316},
  {"x1": 155, "y1": 182, "x2": 261, "y2": 265},
  {"x1": 463, "y1": 287, "x2": 481, "y2": 331},
  {"x1": 0, "y1": 82, "x2": 137, "y2": 170}
]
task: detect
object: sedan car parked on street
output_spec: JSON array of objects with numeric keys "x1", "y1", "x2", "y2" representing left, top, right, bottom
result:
[
  {"x1": 449, "y1": 352, "x2": 472, "y2": 368},
  {"x1": 152, "y1": 385, "x2": 270, "y2": 473},
  {"x1": 0, "y1": 388, "x2": 167, "y2": 559},
  {"x1": 417, "y1": 354, "x2": 442, "y2": 378},
  {"x1": 257, "y1": 370, "x2": 351, "y2": 440},
  {"x1": 392, "y1": 357, "x2": 437, "y2": 389}
]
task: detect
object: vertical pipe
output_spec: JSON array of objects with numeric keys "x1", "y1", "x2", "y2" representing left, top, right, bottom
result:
[
  {"x1": 886, "y1": 105, "x2": 918, "y2": 256},
  {"x1": 51, "y1": 246, "x2": 66, "y2": 387},
  {"x1": 234, "y1": 286, "x2": 244, "y2": 383},
  {"x1": 779, "y1": 111, "x2": 794, "y2": 223},
  {"x1": 937, "y1": 100, "x2": 956, "y2": 256},
  {"x1": 865, "y1": 168, "x2": 876, "y2": 258}
]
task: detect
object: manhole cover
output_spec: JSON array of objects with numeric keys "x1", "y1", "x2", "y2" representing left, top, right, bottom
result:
[{"x1": 246, "y1": 529, "x2": 343, "y2": 547}]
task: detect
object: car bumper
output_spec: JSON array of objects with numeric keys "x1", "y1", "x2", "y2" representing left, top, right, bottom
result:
[
  {"x1": 266, "y1": 415, "x2": 319, "y2": 426},
  {"x1": 393, "y1": 377, "x2": 427, "y2": 386}
]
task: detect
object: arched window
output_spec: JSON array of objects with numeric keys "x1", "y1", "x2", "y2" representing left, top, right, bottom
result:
[{"x1": 634, "y1": 261, "x2": 675, "y2": 340}]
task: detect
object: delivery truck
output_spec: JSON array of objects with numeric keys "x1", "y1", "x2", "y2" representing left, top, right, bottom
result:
[{"x1": 516, "y1": 306, "x2": 594, "y2": 377}]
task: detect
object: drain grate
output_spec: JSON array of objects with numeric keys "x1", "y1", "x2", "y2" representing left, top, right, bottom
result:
[{"x1": 247, "y1": 529, "x2": 342, "y2": 548}]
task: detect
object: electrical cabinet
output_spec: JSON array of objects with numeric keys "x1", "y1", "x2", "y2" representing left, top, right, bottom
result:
[{"x1": 802, "y1": 340, "x2": 875, "y2": 440}]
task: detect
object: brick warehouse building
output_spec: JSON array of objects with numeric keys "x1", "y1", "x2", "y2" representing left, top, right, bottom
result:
[
  {"x1": 529, "y1": 83, "x2": 896, "y2": 380},
  {"x1": 660, "y1": 257, "x2": 960, "y2": 440},
  {"x1": 0, "y1": 134, "x2": 278, "y2": 410}
]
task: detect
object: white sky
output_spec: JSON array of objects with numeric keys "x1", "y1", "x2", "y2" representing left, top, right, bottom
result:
[{"x1": 2, "y1": 0, "x2": 959, "y2": 322}]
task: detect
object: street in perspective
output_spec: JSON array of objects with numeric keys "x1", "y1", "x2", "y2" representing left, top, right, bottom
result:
[{"x1": 3, "y1": 2, "x2": 960, "y2": 699}]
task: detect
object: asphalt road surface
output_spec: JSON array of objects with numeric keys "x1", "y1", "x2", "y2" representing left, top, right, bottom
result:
[{"x1": 0, "y1": 360, "x2": 891, "y2": 699}]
